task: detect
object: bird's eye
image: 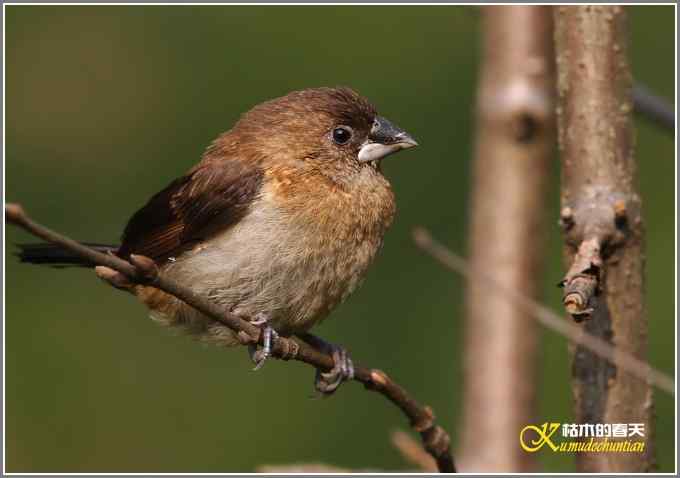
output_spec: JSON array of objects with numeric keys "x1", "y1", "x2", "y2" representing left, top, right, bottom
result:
[{"x1": 332, "y1": 126, "x2": 353, "y2": 145}]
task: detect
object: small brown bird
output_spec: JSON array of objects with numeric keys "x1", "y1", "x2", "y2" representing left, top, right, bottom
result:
[{"x1": 18, "y1": 87, "x2": 417, "y2": 393}]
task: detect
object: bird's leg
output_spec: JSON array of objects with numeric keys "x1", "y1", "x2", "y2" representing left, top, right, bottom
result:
[
  {"x1": 247, "y1": 313, "x2": 279, "y2": 371},
  {"x1": 298, "y1": 332, "x2": 354, "y2": 395}
]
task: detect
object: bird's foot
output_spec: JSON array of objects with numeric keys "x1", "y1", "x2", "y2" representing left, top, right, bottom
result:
[
  {"x1": 299, "y1": 333, "x2": 354, "y2": 395},
  {"x1": 316, "y1": 346, "x2": 354, "y2": 395},
  {"x1": 247, "y1": 313, "x2": 278, "y2": 371}
]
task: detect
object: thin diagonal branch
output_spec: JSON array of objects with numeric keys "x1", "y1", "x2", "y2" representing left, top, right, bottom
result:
[
  {"x1": 6, "y1": 203, "x2": 456, "y2": 474},
  {"x1": 633, "y1": 83, "x2": 675, "y2": 132},
  {"x1": 413, "y1": 227, "x2": 674, "y2": 396}
]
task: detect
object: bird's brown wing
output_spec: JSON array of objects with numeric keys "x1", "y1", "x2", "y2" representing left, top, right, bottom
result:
[{"x1": 118, "y1": 159, "x2": 263, "y2": 264}]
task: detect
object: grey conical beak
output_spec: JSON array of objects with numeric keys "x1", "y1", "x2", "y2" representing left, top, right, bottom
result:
[{"x1": 357, "y1": 116, "x2": 418, "y2": 164}]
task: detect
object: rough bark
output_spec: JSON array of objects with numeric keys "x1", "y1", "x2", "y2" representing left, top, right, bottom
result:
[
  {"x1": 554, "y1": 6, "x2": 654, "y2": 472},
  {"x1": 459, "y1": 6, "x2": 554, "y2": 472}
]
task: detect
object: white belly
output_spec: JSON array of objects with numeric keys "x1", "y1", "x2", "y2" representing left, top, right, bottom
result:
[{"x1": 158, "y1": 198, "x2": 383, "y2": 338}]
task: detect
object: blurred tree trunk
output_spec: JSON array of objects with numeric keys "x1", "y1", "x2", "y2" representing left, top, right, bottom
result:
[
  {"x1": 554, "y1": 6, "x2": 654, "y2": 472},
  {"x1": 459, "y1": 6, "x2": 554, "y2": 472}
]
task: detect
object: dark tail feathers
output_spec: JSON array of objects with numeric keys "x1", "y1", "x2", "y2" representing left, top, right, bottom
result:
[{"x1": 16, "y1": 243, "x2": 119, "y2": 268}]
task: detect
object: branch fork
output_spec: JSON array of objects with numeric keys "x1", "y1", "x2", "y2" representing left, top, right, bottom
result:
[{"x1": 558, "y1": 189, "x2": 638, "y2": 321}]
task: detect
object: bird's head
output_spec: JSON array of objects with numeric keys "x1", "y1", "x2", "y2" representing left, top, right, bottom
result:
[{"x1": 230, "y1": 87, "x2": 418, "y2": 184}]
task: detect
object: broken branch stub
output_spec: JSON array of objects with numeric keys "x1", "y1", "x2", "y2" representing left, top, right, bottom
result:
[
  {"x1": 560, "y1": 238, "x2": 601, "y2": 321},
  {"x1": 558, "y1": 187, "x2": 637, "y2": 322}
]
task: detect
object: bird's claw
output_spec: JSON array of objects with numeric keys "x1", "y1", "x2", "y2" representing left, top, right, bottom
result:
[
  {"x1": 247, "y1": 313, "x2": 278, "y2": 371},
  {"x1": 314, "y1": 345, "x2": 354, "y2": 395}
]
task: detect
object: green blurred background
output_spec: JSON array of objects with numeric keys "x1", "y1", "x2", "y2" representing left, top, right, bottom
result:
[{"x1": 5, "y1": 5, "x2": 675, "y2": 473}]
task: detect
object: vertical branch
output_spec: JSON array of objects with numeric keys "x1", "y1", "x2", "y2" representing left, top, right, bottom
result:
[
  {"x1": 554, "y1": 6, "x2": 654, "y2": 472},
  {"x1": 459, "y1": 6, "x2": 554, "y2": 472}
]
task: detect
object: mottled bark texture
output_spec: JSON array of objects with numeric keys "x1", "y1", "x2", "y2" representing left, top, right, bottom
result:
[
  {"x1": 554, "y1": 6, "x2": 654, "y2": 472},
  {"x1": 460, "y1": 6, "x2": 554, "y2": 472}
]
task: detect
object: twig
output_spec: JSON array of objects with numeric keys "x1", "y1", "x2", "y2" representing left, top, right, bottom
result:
[
  {"x1": 633, "y1": 83, "x2": 675, "y2": 132},
  {"x1": 256, "y1": 463, "x2": 355, "y2": 473},
  {"x1": 6, "y1": 203, "x2": 456, "y2": 473},
  {"x1": 412, "y1": 227, "x2": 674, "y2": 396},
  {"x1": 392, "y1": 429, "x2": 438, "y2": 472},
  {"x1": 559, "y1": 233, "x2": 602, "y2": 321},
  {"x1": 259, "y1": 430, "x2": 437, "y2": 473}
]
